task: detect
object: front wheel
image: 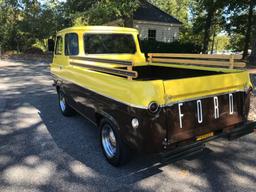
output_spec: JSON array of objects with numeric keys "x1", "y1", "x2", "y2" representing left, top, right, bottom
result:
[
  {"x1": 58, "y1": 90, "x2": 75, "y2": 116},
  {"x1": 100, "y1": 119, "x2": 131, "y2": 166}
]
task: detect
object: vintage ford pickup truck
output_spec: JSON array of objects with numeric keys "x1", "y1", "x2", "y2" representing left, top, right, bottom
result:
[{"x1": 50, "y1": 26, "x2": 255, "y2": 166}]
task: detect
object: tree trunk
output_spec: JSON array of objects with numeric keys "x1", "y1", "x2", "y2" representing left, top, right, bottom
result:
[
  {"x1": 211, "y1": 27, "x2": 216, "y2": 54},
  {"x1": 202, "y1": 1, "x2": 215, "y2": 54},
  {"x1": 249, "y1": 33, "x2": 256, "y2": 65},
  {"x1": 242, "y1": 0, "x2": 254, "y2": 59},
  {"x1": 123, "y1": 16, "x2": 133, "y2": 28}
]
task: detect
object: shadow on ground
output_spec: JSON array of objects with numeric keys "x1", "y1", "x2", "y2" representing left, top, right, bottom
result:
[{"x1": 0, "y1": 58, "x2": 256, "y2": 192}]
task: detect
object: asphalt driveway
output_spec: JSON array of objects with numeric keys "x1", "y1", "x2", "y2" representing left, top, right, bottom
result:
[{"x1": 0, "y1": 58, "x2": 256, "y2": 192}]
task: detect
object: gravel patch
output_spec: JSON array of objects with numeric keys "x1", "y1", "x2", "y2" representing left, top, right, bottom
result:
[{"x1": 248, "y1": 95, "x2": 256, "y2": 121}]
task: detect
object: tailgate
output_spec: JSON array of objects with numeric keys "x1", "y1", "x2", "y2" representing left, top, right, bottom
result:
[
  {"x1": 163, "y1": 71, "x2": 250, "y2": 103},
  {"x1": 163, "y1": 71, "x2": 251, "y2": 143}
]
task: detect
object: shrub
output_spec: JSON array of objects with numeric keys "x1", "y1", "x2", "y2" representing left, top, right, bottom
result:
[
  {"x1": 24, "y1": 47, "x2": 44, "y2": 55},
  {"x1": 140, "y1": 40, "x2": 201, "y2": 54}
]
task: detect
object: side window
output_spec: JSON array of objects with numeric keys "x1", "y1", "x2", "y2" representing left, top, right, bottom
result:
[
  {"x1": 55, "y1": 36, "x2": 63, "y2": 55},
  {"x1": 65, "y1": 33, "x2": 79, "y2": 56}
]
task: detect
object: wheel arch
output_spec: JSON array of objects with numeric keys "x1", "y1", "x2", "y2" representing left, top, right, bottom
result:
[{"x1": 95, "y1": 111, "x2": 120, "y2": 130}]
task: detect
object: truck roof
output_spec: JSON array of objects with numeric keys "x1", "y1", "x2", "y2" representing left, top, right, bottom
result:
[{"x1": 58, "y1": 26, "x2": 139, "y2": 34}]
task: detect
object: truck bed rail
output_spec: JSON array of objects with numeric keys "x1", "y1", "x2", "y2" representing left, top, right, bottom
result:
[
  {"x1": 69, "y1": 56, "x2": 137, "y2": 80},
  {"x1": 148, "y1": 53, "x2": 246, "y2": 69}
]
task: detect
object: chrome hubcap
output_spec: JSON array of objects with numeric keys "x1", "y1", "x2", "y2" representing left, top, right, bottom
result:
[
  {"x1": 59, "y1": 93, "x2": 66, "y2": 112},
  {"x1": 102, "y1": 125, "x2": 117, "y2": 158}
]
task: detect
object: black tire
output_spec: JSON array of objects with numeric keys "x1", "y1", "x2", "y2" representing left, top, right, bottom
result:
[
  {"x1": 57, "y1": 90, "x2": 76, "y2": 116},
  {"x1": 100, "y1": 119, "x2": 131, "y2": 166}
]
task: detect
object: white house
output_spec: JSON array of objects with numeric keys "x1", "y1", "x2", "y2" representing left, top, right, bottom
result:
[
  {"x1": 106, "y1": 0, "x2": 182, "y2": 43},
  {"x1": 133, "y1": 0, "x2": 182, "y2": 43}
]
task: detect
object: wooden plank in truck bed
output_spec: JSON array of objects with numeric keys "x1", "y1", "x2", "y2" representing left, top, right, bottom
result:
[
  {"x1": 69, "y1": 56, "x2": 137, "y2": 80},
  {"x1": 148, "y1": 53, "x2": 246, "y2": 69}
]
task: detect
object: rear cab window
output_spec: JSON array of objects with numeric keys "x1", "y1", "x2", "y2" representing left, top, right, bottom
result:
[
  {"x1": 84, "y1": 34, "x2": 136, "y2": 54},
  {"x1": 65, "y1": 33, "x2": 79, "y2": 55}
]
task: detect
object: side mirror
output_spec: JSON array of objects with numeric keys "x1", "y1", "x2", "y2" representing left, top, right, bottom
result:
[{"x1": 48, "y1": 39, "x2": 55, "y2": 52}]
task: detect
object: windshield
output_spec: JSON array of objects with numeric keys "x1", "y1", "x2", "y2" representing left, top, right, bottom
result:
[{"x1": 84, "y1": 33, "x2": 136, "y2": 54}]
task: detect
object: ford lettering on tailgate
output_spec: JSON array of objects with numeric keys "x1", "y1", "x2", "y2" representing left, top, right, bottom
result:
[{"x1": 166, "y1": 92, "x2": 245, "y2": 142}]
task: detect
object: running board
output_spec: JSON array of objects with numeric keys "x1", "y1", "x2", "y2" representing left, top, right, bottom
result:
[
  {"x1": 160, "y1": 142, "x2": 205, "y2": 163},
  {"x1": 228, "y1": 121, "x2": 256, "y2": 140}
]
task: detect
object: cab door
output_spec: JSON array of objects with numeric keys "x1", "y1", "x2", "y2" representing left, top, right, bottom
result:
[
  {"x1": 64, "y1": 32, "x2": 96, "y2": 122},
  {"x1": 52, "y1": 34, "x2": 72, "y2": 106},
  {"x1": 52, "y1": 35, "x2": 68, "y2": 76}
]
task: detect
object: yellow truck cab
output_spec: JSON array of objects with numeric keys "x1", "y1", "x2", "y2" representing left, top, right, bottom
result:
[{"x1": 50, "y1": 26, "x2": 255, "y2": 166}]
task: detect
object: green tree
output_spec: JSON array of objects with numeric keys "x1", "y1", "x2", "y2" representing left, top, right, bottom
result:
[
  {"x1": 225, "y1": 0, "x2": 256, "y2": 58},
  {"x1": 89, "y1": 0, "x2": 139, "y2": 27},
  {"x1": 249, "y1": 33, "x2": 256, "y2": 65},
  {"x1": 0, "y1": 0, "x2": 21, "y2": 51},
  {"x1": 0, "y1": 0, "x2": 65, "y2": 52},
  {"x1": 248, "y1": 14, "x2": 256, "y2": 65},
  {"x1": 64, "y1": 0, "x2": 97, "y2": 26},
  {"x1": 191, "y1": 0, "x2": 227, "y2": 53},
  {"x1": 148, "y1": 0, "x2": 190, "y2": 24},
  {"x1": 64, "y1": 0, "x2": 139, "y2": 27},
  {"x1": 209, "y1": 35, "x2": 230, "y2": 51}
]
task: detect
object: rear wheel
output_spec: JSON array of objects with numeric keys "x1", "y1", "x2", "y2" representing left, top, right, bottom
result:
[
  {"x1": 100, "y1": 119, "x2": 131, "y2": 166},
  {"x1": 58, "y1": 90, "x2": 75, "y2": 116}
]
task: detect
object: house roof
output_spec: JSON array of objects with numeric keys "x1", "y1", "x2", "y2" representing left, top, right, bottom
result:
[{"x1": 133, "y1": 0, "x2": 182, "y2": 25}]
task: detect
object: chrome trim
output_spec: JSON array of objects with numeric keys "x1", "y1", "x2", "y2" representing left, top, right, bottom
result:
[
  {"x1": 162, "y1": 90, "x2": 246, "y2": 107},
  {"x1": 148, "y1": 102, "x2": 159, "y2": 113},
  {"x1": 131, "y1": 118, "x2": 139, "y2": 129},
  {"x1": 59, "y1": 92, "x2": 66, "y2": 112},
  {"x1": 101, "y1": 124, "x2": 117, "y2": 158}
]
